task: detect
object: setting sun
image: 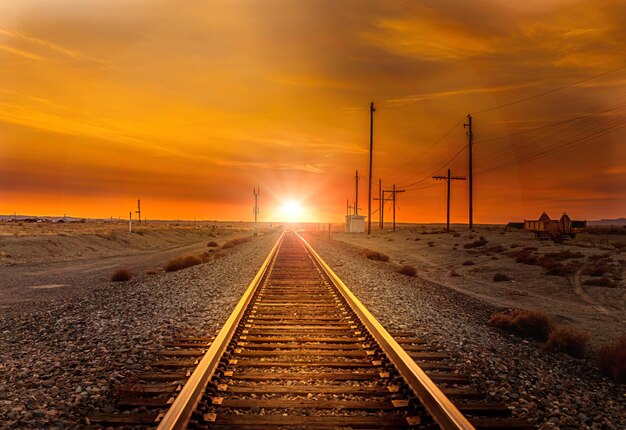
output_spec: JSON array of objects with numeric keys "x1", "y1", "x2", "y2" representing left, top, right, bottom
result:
[{"x1": 279, "y1": 200, "x2": 305, "y2": 223}]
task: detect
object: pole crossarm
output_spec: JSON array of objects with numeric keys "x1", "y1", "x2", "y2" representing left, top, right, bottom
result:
[{"x1": 432, "y1": 175, "x2": 466, "y2": 181}]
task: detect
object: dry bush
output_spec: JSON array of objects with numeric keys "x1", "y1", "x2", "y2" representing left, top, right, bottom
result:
[
  {"x1": 484, "y1": 245, "x2": 506, "y2": 254},
  {"x1": 515, "y1": 250, "x2": 538, "y2": 265},
  {"x1": 582, "y1": 265, "x2": 606, "y2": 277},
  {"x1": 450, "y1": 268, "x2": 459, "y2": 277},
  {"x1": 146, "y1": 268, "x2": 160, "y2": 276},
  {"x1": 398, "y1": 265, "x2": 416, "y2": 277},
  {"x1": 488, "y1": 309, "x2": 552, "y2": 341},
  {"x1": 596, "y1": 335, "x2": 626, "y2": 383},
  {"x1": 453, "y1": 233, "x2": 461, "y2": 237},
  {"x1": 365, "y1": 250, "x2": 390, "y2": 262},
  {"x1": 583, "y1": 277, "x2": 614, "y2": 287},
  {"x1": 207, "y1": 241, "x2": 219, "y2": 247},
  {"x1": 222, "y1": 237, "x2": 250, "y2": 249},
  {"x1": 462, "y1": 260, "x2": 475, "y2": 266},
  {"x1": 427, "y1": 241, "x2": 435, "y2": 247},
  {"x1": 165, "y1": 255, "x2": 203, "y2": 272},
  {"x1": 545, "y1": 326, "x2": 590, "y2": 358},
  {"x1": 464, "y1": 237, "x2": 488, "y2": 249},
  {"x1": 493, "y1": 273, "x2": 511, "y2": 282},
  {"x1": 111, "y1": 268, "x2": 133, "y2": 282},
  {"x1": 544, "y1": 250, "x2": 584, "y2": 261},
  {"x1": 414, "y1": 237, "x2": 421, "y2": 241},
  {"x1": 588, "y1": 252, "x2": 612, "y2": 261}
]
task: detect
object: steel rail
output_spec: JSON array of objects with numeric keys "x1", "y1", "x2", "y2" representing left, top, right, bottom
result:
[
  {"x1": 296, "y1": 232, "x2": 476, "y2": 430},
  {"x1": 156, "y1": 232, "x2": 285, "y2": 430}
]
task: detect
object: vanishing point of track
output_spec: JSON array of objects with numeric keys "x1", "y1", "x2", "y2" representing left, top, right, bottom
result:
[{"x1": 90, "y1": 231, "x2": 533, "y2": 429}]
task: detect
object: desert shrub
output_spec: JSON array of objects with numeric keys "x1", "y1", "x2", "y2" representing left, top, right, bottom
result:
[
  {"x1": 450, "y1": 268, "x2": 459, "y2": 277},
  {"x1": 146, "y1": 269, "x2": 160, "y2": 276},
  {"x1": 515, "y1": 250, "x2": 538, "y2": 265},
  {"x1": 583, "y1": 277, "x2": 614, "y2": 287},
  {"x1": 414, "y1": 237, "x2": 421, "y2": 241},
  {"x1": 484, "y1": 245, "x2": 506, "y2": 254},
  {"x1": 462, "y1": 260, "x2": 475, "y2": 266},
  {"x1": 207, "y1": 241, "x2": 219, "y2": 247},
  {"x1": 111, "y1": 268, "x2": 133, "y2": 282},
  {"x1": 545, "y1": 326, "x2": 590, "y2": 358},
  {"x1": 464, "y1": 237, "x2": 488, "y2": 249},
  {"x1": 427, "y1": 241, "x2": 435, "y2": 247},
  {"x1": 544, "y1": 250, "x2": 584, "y2": 261},
  {"x1": 582, "y1": 265, "x2": 606, "y2": 277},
  {"x1": 165, "y1": 255, "x2": 203, "y2": 272},
  {"x1": 537, "y1": 257, "x2": 578, "y2": 276},
  {"x1": 222, "y1": 237, "x2": 250, "y2": 249},
  {"x1": 588, "y1": 252, "x2": 612, "y2": 261},
  {"x1": 488, "y1": 309, "x2": 551, "y2": 341},
  {"x1": 365, "y1": 250, "x2": 390, "y2": 262},
  {"x1": 398, "y1": 265, "x2": 416, "y2": 277},
  {"x1": 596, "y1": 335, "x2": 626, "y2": 383},
  {"x1": 453, "y1": 233, "x2": 461, "y2": 237},
  {"x1": 510, "y1": 243, "x2": 520, "y2": 249},
  {"x1": 493, "y1": 273, "x2": 511, "y2": 282}
]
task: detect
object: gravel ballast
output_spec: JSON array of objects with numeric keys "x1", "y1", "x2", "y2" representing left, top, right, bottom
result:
[
  {"x1": 0, "y1": 232, "x2": 278, "y2": 429},
  {"x1": 306, "y1": 233, "x2": 625, "y2": 430}
]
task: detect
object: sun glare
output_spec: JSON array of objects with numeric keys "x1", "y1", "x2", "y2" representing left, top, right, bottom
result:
[{"x1": 280, "y1": 200, "x2": 304, "y2": 222}]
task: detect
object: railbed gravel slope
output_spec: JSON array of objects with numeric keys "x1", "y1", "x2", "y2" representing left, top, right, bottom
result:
[
  {"x1": 0, "y1": 232, "x2": 277, "y2": 429},
  {"x1": 306, "y1": 233, "x2": 625, "y2": 430}
]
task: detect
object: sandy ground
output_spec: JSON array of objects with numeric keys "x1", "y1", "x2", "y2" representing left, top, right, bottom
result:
[
  {"x1": 0, "y1": 222, "x2": 259, "y2": 312},
  {"x1": 324, "y1": 224, "x2": 626, "y2": 345}
]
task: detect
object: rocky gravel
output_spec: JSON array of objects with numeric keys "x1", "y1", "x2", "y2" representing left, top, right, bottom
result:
[
  {"x1": 306, "y1": 233, "x2": 625, "y2": 430},
  {"x1": 0, "y1": 232, "x2": 278, "y2": 429}
]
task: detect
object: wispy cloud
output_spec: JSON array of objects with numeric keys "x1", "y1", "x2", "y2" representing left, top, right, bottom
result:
[
  {"x1": 0, "y1": 28, "x2": 105, "y2": 65},
  {"x1": 0, "y1": 43, "x2": 42, "y2": 60},
  {"x1": 385, "y1": 82, "x2": 539, "y2": 107}
]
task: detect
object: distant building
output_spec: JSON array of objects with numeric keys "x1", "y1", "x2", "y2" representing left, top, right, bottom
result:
[
  {"x1": 345, "y1": 214, "x2": 365, "y2": 233},
  {"x1": 522, "y1": 212, "x2": 586, "y2": 239}
]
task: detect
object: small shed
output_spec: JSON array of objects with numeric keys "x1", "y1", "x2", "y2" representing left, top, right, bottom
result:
[{"x1": 345, "y1": 214, "x2": 365, "y2": 233}]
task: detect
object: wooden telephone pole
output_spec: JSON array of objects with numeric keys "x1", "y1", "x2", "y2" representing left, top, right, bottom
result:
[
  {"x1": 135, "y1": 199, "x2": 141, "y2": 223},
  {"x1": 373, "y1": 185, "x2": 405, "y2": 231},
  {"x1": 253, "y1": 188, "x2": 260, "y2": 235},
  {"x1": 464, "y1": 114, "x2": 474, "y2": 230},
  {"x1": 367, "y1": 102, "x2": 375, "y2": 234},
  {"x1": 354, "y1": 170, "x2": 359, "y2": 215},
  {"x1": 433, "y1": 169, "x2": 466, "y2": 232}
]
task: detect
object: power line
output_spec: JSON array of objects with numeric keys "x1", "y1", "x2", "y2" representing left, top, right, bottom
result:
[
  {"x1": 382, "y1": 118, "x2": 465, "y2": 184},
  {"x1": 471, "y1": 64, "x2": 625, "y2": 115},
  {"x1": 474, "y1": 97, "x2": 626, "y2": 147}
]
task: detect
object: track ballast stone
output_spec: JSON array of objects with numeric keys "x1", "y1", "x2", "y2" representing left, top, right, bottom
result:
[
  {"x1": 306, "y1": 233, "x2": 625, "y2": 430},
  {"x1": 0, "y1": 233, "x2": 277, "y2": 429}
]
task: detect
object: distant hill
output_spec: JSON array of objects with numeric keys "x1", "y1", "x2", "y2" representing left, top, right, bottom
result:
[
  {"x1": 588, "y1": 218, "x2": 626, "y2": 226},
  {"x1": 0, "y1": 215, "x2": 85, "y2": 222}
]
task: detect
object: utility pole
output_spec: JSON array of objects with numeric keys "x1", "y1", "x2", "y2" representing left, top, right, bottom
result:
[
  {"x1": 136, "y1": 199, "x2": 141, "y2": 223},
  {"x1": 433, "y1": 169, "x2": 466, "y2": 232},
  {"x1": 129, "y1": 211, "x2": 132, "y2": 233},
  {"x1": 374, "y1": 186, "x2": 404, "y2": 232},
  {"x1": 373, "y1": 192, "x2": 386, "y2": 230},
  {"x1": 464, "y1": 114, "x2": 474, "y2": 230},
  {"x1": 354, "y1": 170, "x2": 359, "y2": 215},
  {"x1": 367, "y1": 101, "x2": 375, "y2": 234},
  {"x1": 378, "y1": 178, "x2": 382, "y2": 229},
  {"x1": 390, "y1": 185, "x2": 405, "y2": 232},
  {"x1": 253, "y1": 188, "x2": 260, "y2": 236}
]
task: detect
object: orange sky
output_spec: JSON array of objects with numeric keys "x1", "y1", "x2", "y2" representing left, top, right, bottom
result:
[{"x1": 0, "y1": 0, "x2": 625, "y2": 223}]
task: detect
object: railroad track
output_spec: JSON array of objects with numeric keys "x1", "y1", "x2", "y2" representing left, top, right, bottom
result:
[{"x1": 89, "y1": 231, "x2": 533, "y2": 429}]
